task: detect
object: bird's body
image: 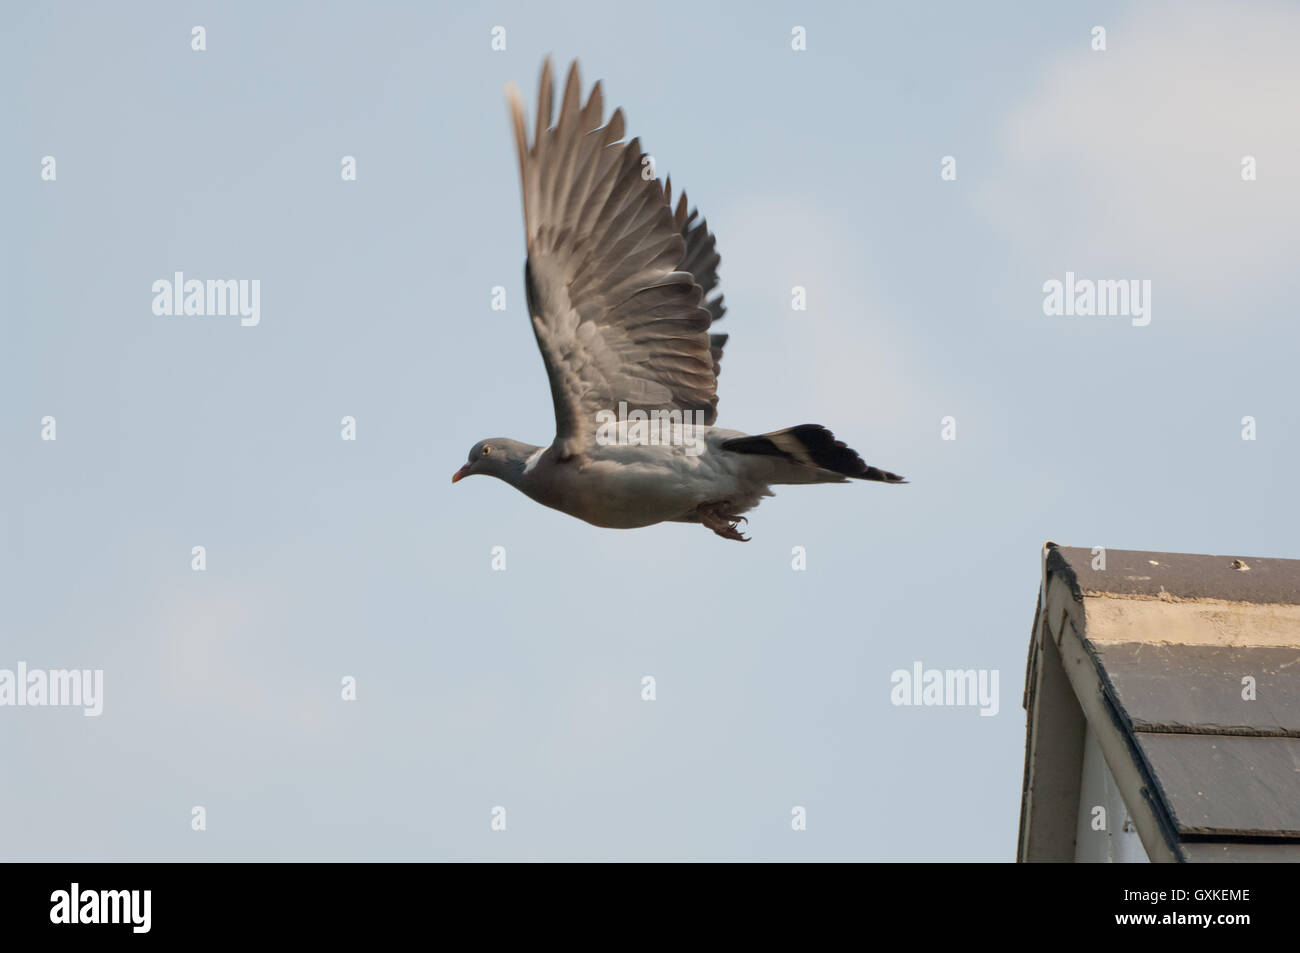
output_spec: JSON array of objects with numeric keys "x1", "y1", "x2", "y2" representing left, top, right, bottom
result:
[
  {"x1": 514, "y1": 426, "x2": 834, "y2": 530},
  {"x1": 453, "y1": 59, "x2": 905, "y2": 541}
]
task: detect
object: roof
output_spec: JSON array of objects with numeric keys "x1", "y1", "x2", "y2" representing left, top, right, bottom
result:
[{"x1": 1018, "y1": 544, "x2": 1300, "y2": 862}]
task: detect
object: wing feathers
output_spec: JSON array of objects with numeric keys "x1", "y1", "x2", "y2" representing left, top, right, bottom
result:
[{"x1": 509, "y1": 58, "x2": 723, "y2": 458}]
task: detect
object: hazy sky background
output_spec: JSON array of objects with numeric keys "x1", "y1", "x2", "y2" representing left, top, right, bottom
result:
[{"x1": 3, "y1": 1, "x2": 1297, "y2": 860}]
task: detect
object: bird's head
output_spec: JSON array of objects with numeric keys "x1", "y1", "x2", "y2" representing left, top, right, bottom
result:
[{"x1": 452, "y1": 438, "x2": 538, "y2": 485}]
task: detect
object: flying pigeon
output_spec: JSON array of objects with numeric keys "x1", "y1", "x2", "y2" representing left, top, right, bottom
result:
[{"x1": 453, "y1": 59, "x2": 905, "y2": 541}]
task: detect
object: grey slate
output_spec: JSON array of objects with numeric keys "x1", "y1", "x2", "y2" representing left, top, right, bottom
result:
[
  {"x1": 1182, "y1": 841, "x2": 1300, "y2": 862},
  {"x1": 1093, "y1": 641, "x2": 1300, "y2": 737},
  {"x1": 1052, "y1": 545, "x2": 1300, "y2": 605},
  {"x1": 1135, "y1": 733, "x2": 1300, "y2": 838}
]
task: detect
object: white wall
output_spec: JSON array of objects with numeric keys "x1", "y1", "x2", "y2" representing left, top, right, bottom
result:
[{"x1": 1073, "y1": 726, "x2": 1150, "y2": 863}]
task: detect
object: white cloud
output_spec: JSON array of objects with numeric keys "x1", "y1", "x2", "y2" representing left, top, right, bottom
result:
[{"x1": 978, "y1": 1, "x2": 1300, "y2": 289}]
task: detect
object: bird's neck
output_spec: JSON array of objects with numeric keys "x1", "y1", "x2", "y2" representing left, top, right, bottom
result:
[{"x1": 498, "y1": 445, "x2": 543, "y2": 491}]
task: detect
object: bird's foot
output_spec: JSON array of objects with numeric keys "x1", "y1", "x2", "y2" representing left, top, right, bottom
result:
[{"x1": 697, "y1": 503, "x2": 750, "y2": 542}]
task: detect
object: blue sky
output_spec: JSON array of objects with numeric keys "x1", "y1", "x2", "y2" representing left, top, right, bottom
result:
[{"x1": 3, "y1": 0, "x2": 1297, "y2": 860}]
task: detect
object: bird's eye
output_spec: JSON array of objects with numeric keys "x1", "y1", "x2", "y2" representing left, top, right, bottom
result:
[{"x1": 481, "y1": 446, "x2": 491, "y2": 456}]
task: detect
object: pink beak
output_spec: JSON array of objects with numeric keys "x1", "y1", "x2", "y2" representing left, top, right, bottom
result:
[{"x1": 451, "y1": 464, "x2": 472, "y2": 484}]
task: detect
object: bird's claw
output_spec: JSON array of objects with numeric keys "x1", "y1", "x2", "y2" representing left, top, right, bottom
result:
[{"x1": 698, "y1": 504, "x2": 751, "y2": 542}]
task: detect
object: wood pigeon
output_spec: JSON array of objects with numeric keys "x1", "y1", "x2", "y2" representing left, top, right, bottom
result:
[{"x1": 453, "y1": 59, "x2": 905, "y2": 541}]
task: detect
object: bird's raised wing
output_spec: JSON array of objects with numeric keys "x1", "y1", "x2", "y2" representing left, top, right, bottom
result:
[
  {"x1": 507, "y1": 59, "x2": 717, "y2": 460},
  {"x1": 664, "y1": 178, "x2": 728, "y2": 378}
]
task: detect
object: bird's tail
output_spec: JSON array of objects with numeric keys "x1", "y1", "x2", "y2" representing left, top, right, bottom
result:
[{"x1": 721, "y1": 424, "x2": 907, "y2": 483}]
